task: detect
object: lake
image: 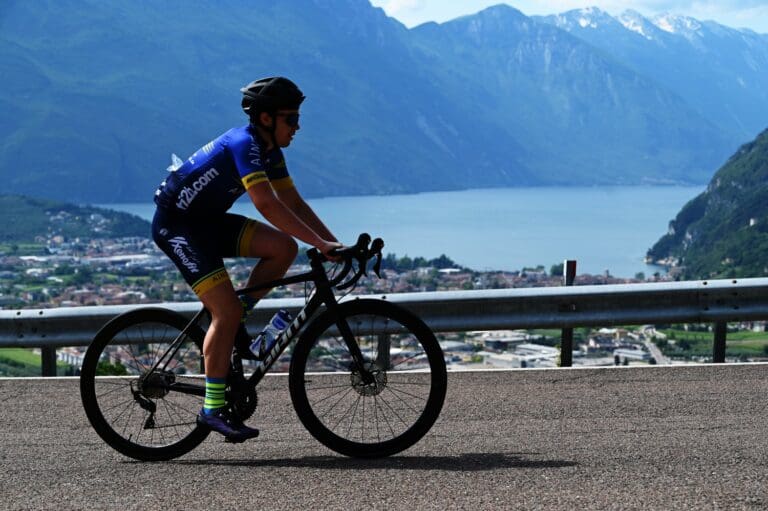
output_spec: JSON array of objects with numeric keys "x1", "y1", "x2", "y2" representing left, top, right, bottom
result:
[{"x1": 98, "y1": 185, "x2": 703, "y2": 278}]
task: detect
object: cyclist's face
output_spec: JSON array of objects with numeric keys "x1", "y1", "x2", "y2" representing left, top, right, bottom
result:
[{"x1": 273, "y1": 109, "x2": 300, "y2": 148}]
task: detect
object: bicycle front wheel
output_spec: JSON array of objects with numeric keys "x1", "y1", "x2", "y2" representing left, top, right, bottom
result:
[
  {"x1": 79, "y1": 307, "x2": 209, "y2": 461},
  {"x1": 289, "y1": 299, "x2": 447, "y2": 458}
]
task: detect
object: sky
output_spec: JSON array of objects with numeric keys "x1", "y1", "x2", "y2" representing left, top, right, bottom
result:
[{"x1": 368, "y1": 1, "x2": 768, "y2": 33}]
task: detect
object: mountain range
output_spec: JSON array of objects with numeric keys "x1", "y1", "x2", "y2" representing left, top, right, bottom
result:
[{"x1": 1, "y1": 1, "x2": 767, "y2": 202}]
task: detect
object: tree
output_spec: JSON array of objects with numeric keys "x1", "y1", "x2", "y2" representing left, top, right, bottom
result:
[
  {"x1": 71, "y1": 266, "x2": 93, "y2": 286},
  {"x1": 96, "y1": 360, "x2": 128, "y2": 376}
]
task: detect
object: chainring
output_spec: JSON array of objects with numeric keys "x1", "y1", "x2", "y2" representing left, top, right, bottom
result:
[{"x1": 230, "y1": 387, "x2": 258, "y2": 422}]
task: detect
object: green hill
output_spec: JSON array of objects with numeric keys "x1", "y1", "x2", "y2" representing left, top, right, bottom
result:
[
  {"x1": 0, "y1": 195, "x2": 150, "y2": 243},
  {"x1": 647, "y1": 128, "x2": 768, "y2": 279}
]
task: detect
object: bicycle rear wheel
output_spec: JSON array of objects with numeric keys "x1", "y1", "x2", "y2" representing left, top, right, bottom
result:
[
  {"x1": 80, "y1": 307, "x2": 209, "y2": 461},
  {"x1": 289, "y1": 299, "x2": 447, "y2": 458}
]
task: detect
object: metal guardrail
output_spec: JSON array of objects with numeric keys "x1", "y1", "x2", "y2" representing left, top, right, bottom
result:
[{"x1": 2, "y1": 277, "x2": 768, "y2": 375}]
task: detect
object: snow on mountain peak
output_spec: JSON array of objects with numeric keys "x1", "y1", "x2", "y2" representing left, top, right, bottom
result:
[
  {"x1": 618, "y1": 10, "x2": 657, "y2": 39},
  {"x1": 652, "y1": 13, "x2": 703, "y2": 35},
  {"x1": 552, "y1": 6, "x2": 612, "y2": 30}
]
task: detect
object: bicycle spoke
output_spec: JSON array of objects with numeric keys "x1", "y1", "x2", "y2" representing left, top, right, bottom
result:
[
  {"x1": 160, "y1": 399, "x2": 181, "y2": 439},
  {"x1": 121, "y1": 331, "x2": 148, "y2": 373},
  {"x1": 304, "y1": 383, "x2": 355, "y2": 391},
  {"x1": 161, "y1": 399, "x2": 190, "y2": 428},
  {"x1": 307, "y1": 384, "x2": 351, "y2": 407},
  {"x1": 360, "y1": 394, "x2": 366, "y2": 442},
  {"x1": 95, "y1": 383, "x2": 129, "y2": 400},
  {"x1": 376, "y1": 391, "x2": 410, "y2": 429},
  {"x1": 383, "y1": 379, "x2": 431, "y2": 386},
  {"x1": 337, "y1": 394, "x2": 361, "y2": 435},
  {"x1": 385, "y1": 384, "x2": 429, "y2": 403},
  {"x1": 374, "y1": 393, "x2": 396, "y2": 438},
  {"x1": 101, "y1": 395, "x2": 138, "y2": 415},
  {"x1": 120, "y1": 398, "x2": 139, "y2": 438},
  {"x1": 319, "y1": 386, "x2": 355, "y2": 422},
  {"x1": 93, "y1": 379, "x2": 135, "y2": 386},
  {"x1": 373, "y1": 395, "x2": 381, "y2": 442},
  {"x1": 384, "y1": 387, "x2": 424, "y2": 416},
  {"x1": 160, "y1": 395, "x2": 200, "y2": 419}
]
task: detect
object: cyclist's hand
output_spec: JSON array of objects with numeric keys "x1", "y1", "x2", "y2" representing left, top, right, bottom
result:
[{"x1": 319, "y1": 241, "x2": 344, "y2": 262}]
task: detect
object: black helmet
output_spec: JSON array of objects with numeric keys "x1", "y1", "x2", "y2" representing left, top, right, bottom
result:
[{"x1": 240, "y1": 77, "x2": 305, "y2": 121}]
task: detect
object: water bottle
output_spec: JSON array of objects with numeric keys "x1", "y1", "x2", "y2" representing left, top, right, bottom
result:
[{"x1": 249, "y1": 309, "x2": 292, "y2": 359}]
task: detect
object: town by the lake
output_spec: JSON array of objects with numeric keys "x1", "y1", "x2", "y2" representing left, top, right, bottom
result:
[{"x1": 2, "y1": 228, "x2": 767, "y2": 376}]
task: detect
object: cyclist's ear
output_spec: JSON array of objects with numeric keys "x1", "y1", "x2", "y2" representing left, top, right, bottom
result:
[{"x1": 258, "y1": 111, "x2": 274, "y2": 128}]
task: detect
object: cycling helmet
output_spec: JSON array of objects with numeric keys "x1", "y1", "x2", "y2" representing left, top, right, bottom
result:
[{"x1": 240, "y1": 77, "x2": 305, "y2": 122}]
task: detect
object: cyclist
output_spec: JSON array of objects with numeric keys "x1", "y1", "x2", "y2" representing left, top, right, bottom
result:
[{"x1": 151, "y1": 77, "x2": 341, "y2": 442}]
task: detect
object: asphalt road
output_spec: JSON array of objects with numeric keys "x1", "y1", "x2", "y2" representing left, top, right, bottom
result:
[{"x1": 2, "y1": 364, "x2": 768, "y2": 510}]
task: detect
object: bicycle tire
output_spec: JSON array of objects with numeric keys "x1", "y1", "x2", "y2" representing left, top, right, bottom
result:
[
  {"x1": 79, "y1": 307, "x2": 210, "y2": 461},
  {"x1": 289, "y1": 299, "x2": 447, "y2": 458}
]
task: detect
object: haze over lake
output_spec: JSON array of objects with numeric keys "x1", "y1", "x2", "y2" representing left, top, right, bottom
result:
[{"x1": 100, "y1": 185, "x2": 702, "y2": 278}]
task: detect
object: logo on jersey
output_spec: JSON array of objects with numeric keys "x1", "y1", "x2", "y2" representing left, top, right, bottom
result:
[
  {"x1": 175, "y1": 168, "x2": 220, "y2": 210},
  {"x1": 248, "y1": 142, "x2": 262, "y2": 167},
  {"x1": 168, "y1": 237, "x2": 199, "y2": 273}
]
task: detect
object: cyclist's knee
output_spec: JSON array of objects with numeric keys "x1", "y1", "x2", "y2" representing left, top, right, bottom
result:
[
  {"x1": 202, "y1": 292, "x2": 241, "y2": 329},
  {"x1": 214, "y1": 302, "x2": 242, "y2": 328},
  {"x1": 269, "y1": 231, "x2": 297, "y2": 264}
]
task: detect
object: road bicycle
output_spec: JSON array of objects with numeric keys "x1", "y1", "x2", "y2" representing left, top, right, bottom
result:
[{"x1": 80, "y1": 234, "x2": 447, "y2": 461}]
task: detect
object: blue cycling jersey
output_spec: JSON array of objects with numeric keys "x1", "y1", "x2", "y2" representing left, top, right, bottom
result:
[{"x1": 154, "y1": 125, "x2": 294, "y2": 216}]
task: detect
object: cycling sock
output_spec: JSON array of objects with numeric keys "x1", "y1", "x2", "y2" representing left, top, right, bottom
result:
[{"x1": 203, "y1": 377, "x2": 227, "y2": 415}]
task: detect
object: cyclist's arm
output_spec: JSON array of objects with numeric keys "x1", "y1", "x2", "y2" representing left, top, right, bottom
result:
[
  {"x1": 247, "y1": 182, "x2": 335, "y2": 252},
  {"x1": 276, "y1": 186, "x2": 338, "y2": 243}
]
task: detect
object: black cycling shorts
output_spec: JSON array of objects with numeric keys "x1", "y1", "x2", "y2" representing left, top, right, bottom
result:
[{"x1": 152, "y1": 208, "x2": 258, "y2": 297}]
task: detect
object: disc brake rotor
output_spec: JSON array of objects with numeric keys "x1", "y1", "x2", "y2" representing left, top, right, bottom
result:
[{"x1": 351, "y1": 366, "x2": 387, "y2": 396}]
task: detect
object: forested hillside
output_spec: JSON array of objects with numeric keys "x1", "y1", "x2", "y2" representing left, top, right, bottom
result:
[
  {"x1": 647, "y1": 128, "x2": 768, "y2": 279},
  {"x1": 0, "y1": 195, "x2": 149, "y2": 244}
]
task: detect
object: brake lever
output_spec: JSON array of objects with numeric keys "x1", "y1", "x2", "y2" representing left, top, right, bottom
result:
[
  {"x1": 370, "y1": 238, "x2": 385, "y2": 279},
  {"x1": 373, "y1": 253, "x2": 383, "y2": 279}
]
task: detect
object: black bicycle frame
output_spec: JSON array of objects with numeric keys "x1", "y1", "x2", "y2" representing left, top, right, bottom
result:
[{"x1": 160, "y1": 251, "x2": 370, "y2": 397}]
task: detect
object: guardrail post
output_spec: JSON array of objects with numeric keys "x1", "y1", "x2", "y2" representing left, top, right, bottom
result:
[
  {"x1": 559, "y1": 260, "x2": 577, "y2": 367},
  {"x1": 713, "y1": 321, "x2": 727, "y2": 363},
  {"x1": 41, "y1": 347, "x2": 57, "y2": 376}
]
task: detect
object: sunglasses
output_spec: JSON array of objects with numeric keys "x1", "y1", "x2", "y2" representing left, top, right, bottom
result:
[{"x1": 276, "y1": 112, "x2": 300, "y2": 128}]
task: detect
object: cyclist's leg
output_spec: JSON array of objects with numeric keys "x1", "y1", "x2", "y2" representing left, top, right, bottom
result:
[
  {"x1": 235, "y1": 217, "x2": 298, "y2": 302},
  {"x1": 152, "y1": 209, "x2": 237, "y2": 379},
  {"x1": 197, "y1": 281, "x2": 241, "y2": 378},
  {"x1": 152, "y1": 210, "x2": 259, "y2": 440}
]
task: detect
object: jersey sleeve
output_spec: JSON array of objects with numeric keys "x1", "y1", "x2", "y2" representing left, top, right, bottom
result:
[
  {"x1": 228, "y1": 129, "x2": 294, "y2": 192},
  {"x1": 228, "y1": 129, "x2": 270, "y2": 190},
  {"x1": 264, "y1": 148, "x2": 295, "y2": 191}
]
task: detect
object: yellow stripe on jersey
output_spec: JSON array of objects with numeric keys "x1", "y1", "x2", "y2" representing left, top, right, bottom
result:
[
  {"x1": 191, "y1": 268, "x2": 230, "y2": 297},
  {"x1": 269, "y1": 176, "x2": 295, "y2": 192},
  {"x1": 237, "y1": 220, "x2": 258, "y2": 257},
  {"x1": 242, "y1": 171, "x2": 268, "y2": 190}
]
